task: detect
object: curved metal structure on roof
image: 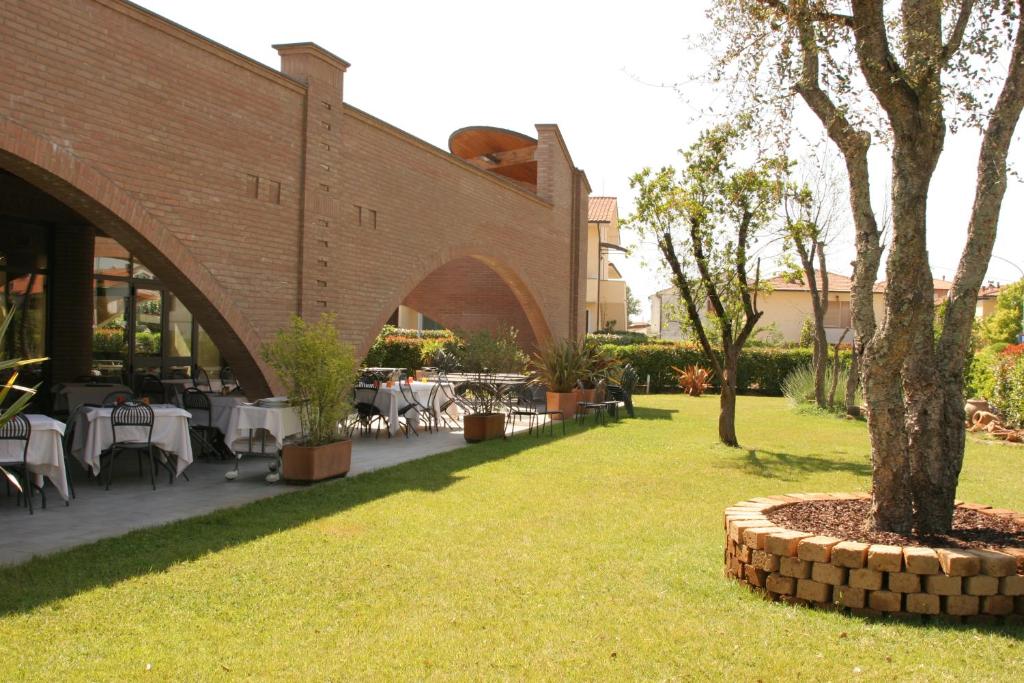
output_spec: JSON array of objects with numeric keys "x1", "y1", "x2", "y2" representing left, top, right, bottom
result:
[{"x1": 448, "y1": 126, "x2": 538, "y2": 191}]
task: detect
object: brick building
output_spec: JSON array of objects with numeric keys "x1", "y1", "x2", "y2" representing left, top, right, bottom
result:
[{"x1": 0, "y1": 0, "x2": 591, "y2": 398}]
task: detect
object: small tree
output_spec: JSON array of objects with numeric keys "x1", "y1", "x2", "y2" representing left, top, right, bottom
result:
[
  {"x1": 626, "y1": 286, "x2": 642, "y2": 321},
  {"x1": 709, "y1": 0, "x2": 1024, "y2": 533},
  {"x1": 977, "y1": 280, "x2": 1024, "y2": 346},
  {"x1": 627, "y1": 121, "x2": 782, "y2": 446},
  {"x1": 262, "y1": 314, "x2": 358, "y2": 446}
]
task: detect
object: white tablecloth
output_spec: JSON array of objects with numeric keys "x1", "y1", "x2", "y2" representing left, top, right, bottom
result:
[
  {"x1": 52, "y1": 383, "x2": 132, "y2": 412},
  {"x1": 356, "y1": 382, "x2": 442, "y2": 436},
  {"x1": 70, "y1": 404, "x2": 193, "y2": 476},
  {"x1": 0, "y1": 414, "x2": 70, "y2": 501},
  {"x1": 173, "y1": 393, "x2": 245, "y2": 435},
  {"x1": 223, "y1": 402, "x2": 302, "y2": 455}
]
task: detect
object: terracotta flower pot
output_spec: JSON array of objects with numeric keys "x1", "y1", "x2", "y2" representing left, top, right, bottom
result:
[
  {"x1": 463, "y1": 413, "x2": 505, "y2": 443},
  {"x1": 281, "y1": 439, "x2": 352, "y2": 483},
  {"x1": 547, "y1": 391, "x2": 578, "y2": 420}
]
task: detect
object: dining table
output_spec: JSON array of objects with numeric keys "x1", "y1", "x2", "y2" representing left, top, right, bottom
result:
[
  {"x1": 51, "y1": 382, "x2": 132, "y2": 413},
  {"x1": 0, "y1": 414, "x2": 71, "y2": 501},
  {"x1": 356, "y1": 380, "x2": 444, "y2": 436},
  {"x1": 68, "y1": 404, "x2": 194, "y2": 477}
]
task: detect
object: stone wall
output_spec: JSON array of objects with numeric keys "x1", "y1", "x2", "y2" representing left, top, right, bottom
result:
[{"x1": 725, "y1": 494, "x2": 1024, "y2": 623}]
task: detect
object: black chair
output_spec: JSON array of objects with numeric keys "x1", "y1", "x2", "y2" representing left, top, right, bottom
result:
[
  {"x1": 106, "y1": 401, "x2": 157, "y2": 490},
  {"x1": 102, "y1": 389, "x2": 135, "y2": 406},
  {"x1": 192, "y1": 367, "x2": 212, "y2": 392},
  {"x1": 506, "y1": 384, "x2": 565, "y2": 437},
  {"x1": 0, "y1": 414, "x2": 43, "y2": 514},
  {"x1": 219, "y1": 366, "x2": 241, "y2": 394},
  {"x1": 353, "y1": 379, "x2": 389, "y2": 437},
  {"x1": 434, "y1": 371, "x2": 463, "y2": 428},
  {"x1": 606, "y1": 365, "x2": 637, "y2": 418},
  {"x1": 61, "y1": 404, "x2": 91, "y2": 500},
  {"x1": 181, "y1": 387, "x2": 222, "y2": 459},
  {"x1": 396, "y1": 381, "x2": 423, "y2": 438},
  {"x1": 137, "y1": 373, "x2": 166, "y2": 404}
]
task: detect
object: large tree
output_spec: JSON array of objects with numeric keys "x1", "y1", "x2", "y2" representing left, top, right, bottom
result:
[
  {"x1": 709, "y1": 1, "x2": 1024, "y2": 532},
  {"x1": 628, "y1": 122, "x2": 781, "y2": 446}
]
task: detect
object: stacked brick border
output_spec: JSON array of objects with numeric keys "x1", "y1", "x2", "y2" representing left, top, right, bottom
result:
[{"x1": 725, "y1": 493, "x2": 1024, "y2": 623}]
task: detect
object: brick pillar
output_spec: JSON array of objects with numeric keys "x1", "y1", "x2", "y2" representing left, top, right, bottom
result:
[
  {"x1": 49, "y1": 225, "x2": 95, "y2": 383},
  {"x1": 274, "y1": 42, "x2": 349, "y2": 323}
]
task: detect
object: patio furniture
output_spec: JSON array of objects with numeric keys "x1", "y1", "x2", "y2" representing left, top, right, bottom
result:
[
  {"x1": 353, "y1": 379, "x2": 389, "y2": 437},
  {"x1": 0, "y1": 414, "x2": 42, "y2": 513},
  {"x1": 102, "y1": 389, "x2": 136, "y2": 406},
  {"x1": 605, "y1": 364, "x2": 637, "y2": 418},
  {"x1": 505, "y1": 384, "x2": 565, "y2": 437},
  {"x1": 181, "y1": 387, "x2": 223, "y2": 459},
  {"x1": 434, "y1": 374, "x2": 462, "y2": 429},
  {"x1": 136, "y1": 373, "x2": 167, "y2": 404},
  {"x1": 396, "y1": 381, "x2": 423, "y2": 438},
  {"x1": 106, "y1": 401, "x2": 158, "y2": 490},
  {"x1": 52, "y1": 382, "x2": 133, "y2": 413},
  {"x1": 193, "y1": 367, "x2": 213, "y2": 392},
  {"x1": 219, "y1": 366, "x2": 240, "y2": 393},
  {"x1": 69, "y1": 404, "x2": 193, "y2": 480}
]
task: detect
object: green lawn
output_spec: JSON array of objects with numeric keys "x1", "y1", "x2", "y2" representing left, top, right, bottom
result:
[{"x1": 1, "y1": 395, "x2": 1022, "y2": 680}]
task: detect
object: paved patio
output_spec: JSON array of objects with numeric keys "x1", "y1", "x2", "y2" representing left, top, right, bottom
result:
[{"x1": 0, "y1": 427, "x2": 493, "y2": 566}]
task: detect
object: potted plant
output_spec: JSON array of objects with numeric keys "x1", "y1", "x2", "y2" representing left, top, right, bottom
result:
[
  {"x1": 459, "y1": 327, "x2": 526, "y2": 443},
  {"x1": 530, "y1": 337, "x2": 588, "y2": 420},
  {"x1": 262, "y1": 314, "x2": 359, "y2": 482}
]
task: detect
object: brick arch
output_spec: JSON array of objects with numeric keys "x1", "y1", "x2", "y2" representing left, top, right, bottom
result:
[
  {"x1": 0, "y1": 117, "x2": 274, "y2": 396},
  {"x1": 358, "y1": 247, "x2": 554, "y2": 358}
]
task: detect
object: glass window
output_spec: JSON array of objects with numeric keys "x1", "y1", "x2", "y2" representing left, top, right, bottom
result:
[
  {"x1": 92, "y1": 278, "x2": 130, "y2": 381},
  {"x1": 197, "y1": 325, "x2": 223, "y2": 377},
  {"x1": 166, "y1": 294, "x2": 192, "y2": 358},
  {"x1": 132, "y1": 256, "x2": 156, "y2": 281},
  {"x1": 93, "y1": 236, "x2": 130, "y2": 278},
  {"x1": 0, "y1": 224, "x2": 48, "y2": 272}
]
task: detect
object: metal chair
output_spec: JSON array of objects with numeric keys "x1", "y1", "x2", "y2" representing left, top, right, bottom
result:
[
  {"x1": 219, "y1": 366, "x2": 240, "y2": 394},
  {"x1": 605, "y1": 364, "x2": 637, "y2": 418},
  {"x1": 181, "y1": 387, "x2": 222, "y2": 459},
  {"x1": 396, "y1": 381, "x2": 423, "y2": 438},
  {"x1": 353, "y1": 379, "x2": 389, "y2": 437},
  {"x1": 506, "y1": 384, "x2": 564, "y2": 437},
  {"x1": 102, "y1": 389, "x2": 135, "y2": 406},
  {"x1": 434, "y1": 371, "x2": 463, "y2": 428},
  {"x1": 192, "y1": 367, "x2": 213, "y2": 392},
  {"x1": 0, "y1": 414, "x2": 42, "y2": 514},
  {"x1": 137, "y1": 373, "x2": 166, "y2": 404},
  {"x1": 106, "y1": 401, "x2": 157, "y2": 490}
]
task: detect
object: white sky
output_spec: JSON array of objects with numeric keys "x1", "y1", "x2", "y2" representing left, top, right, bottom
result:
[{"x1": 137, "y1": 0, "x2": 1024, "y2": 321}]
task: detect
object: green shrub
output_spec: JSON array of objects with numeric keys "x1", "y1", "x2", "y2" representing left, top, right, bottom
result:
[
  {"x1": 782, "y1": 363, "x2": 861, "y2": 413},
  {"x1": 604, "y1": 343, "x2": 836, "y2": 395},
  {"x1": 992, "y1": 350, "x2": 1024, "y2": 428},
  {"x1": 364, "y1": 329, "x2": 460, "y2": 370},
  {"x1": 966, "y1": 346, "x2": 1001, "y2": 399},
  {"x1": 585, "y1": 331, "x2": 652, "y2": 346}
]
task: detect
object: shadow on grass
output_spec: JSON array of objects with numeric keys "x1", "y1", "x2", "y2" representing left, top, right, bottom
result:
[
  {"x1": 0, "y1": 418, "x2": 611, "y2": 617},
  {"x1": 729, "y1": 448, "x2": 871, "y2": 481},
  {"x1": 631, "y1": 405, "x2": 677, "y2": 420}
]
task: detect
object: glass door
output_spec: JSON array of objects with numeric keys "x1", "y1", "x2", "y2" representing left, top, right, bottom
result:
[
  {"x1": 132, "y1": 286, "x2": 162, "y2": 382},
  {"x1": 92, "y1": 278, "x2": 130, "y2": 382},
  {"x1": 163, "y1": 293, "x2": 193, "y2": 378}
]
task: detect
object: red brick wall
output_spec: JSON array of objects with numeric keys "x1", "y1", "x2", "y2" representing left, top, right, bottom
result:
[{"x1": 0, "y1": 0, "x2": 588, "y2": 394}]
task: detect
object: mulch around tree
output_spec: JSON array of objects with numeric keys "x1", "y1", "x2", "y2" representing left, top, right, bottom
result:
[{"x1": 766, "y1": 499, "x2": 1024, "y2": 550}]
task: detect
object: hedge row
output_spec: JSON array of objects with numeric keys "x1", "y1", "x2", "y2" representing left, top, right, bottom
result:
[
  {"x1": 602, "y1": 343, "x2": 850, "y2": 395},
  {"x1": 363, "y1": 334, "x2": 457, "y2": 370}
]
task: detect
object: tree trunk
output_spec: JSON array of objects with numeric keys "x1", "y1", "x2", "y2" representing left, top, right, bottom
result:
[
  {"x1": 845, "y1": 343, "x2": 860, "y2": 417},
  {"x1": 812, "y1": 319, "x2": 828, "y2": 409},
  {"x1": 719, "y1": 351, "x2": 740, "y2": 447}
]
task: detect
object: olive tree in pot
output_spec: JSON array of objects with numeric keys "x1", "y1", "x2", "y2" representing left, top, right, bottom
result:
[
  {"x1": 262, "y1": 314, "x2": 359, "y2": 482},
  {"x1": 459, "y1": 327, "x2": 526, "y2": 443},
  {"x1": 530, "y1": 337, "x2": 587, "y2": 420}
]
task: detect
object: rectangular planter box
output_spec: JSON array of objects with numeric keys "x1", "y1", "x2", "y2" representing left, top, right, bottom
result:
[
  {"x1": 547, "y1": 391, "x2": 578, "y2": 420},
  {"x1": 463, "y1": 413, "x2": 505, "y2": 442},
  {"x1": 282, "y1": 439, "x2": 352, "y2": 483}
]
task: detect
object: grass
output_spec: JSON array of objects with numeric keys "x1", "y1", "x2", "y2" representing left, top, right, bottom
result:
[{"x1": 1, "y1": 395, "x2": 1023, "y2": 680}]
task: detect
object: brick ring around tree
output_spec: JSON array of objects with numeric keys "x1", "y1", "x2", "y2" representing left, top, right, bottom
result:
[{"x1": 725, "y1": 494, "x2": 1024, "y2": 623}]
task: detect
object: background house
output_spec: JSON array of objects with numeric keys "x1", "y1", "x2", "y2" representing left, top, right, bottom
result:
[
  {"x1": 586, "y1": 196, "x2": 629, "y2": 332},
  {"x1": 648, "y1": 271, "x2": 960, "y2": 344}
]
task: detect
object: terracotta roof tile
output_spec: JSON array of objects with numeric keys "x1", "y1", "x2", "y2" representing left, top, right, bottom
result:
[
  {"x1": 763, "y1": 271, "x2": 855, "y2": 292},
  {"x1": 588, "y1": 196, "x2": 618, "y2": 223}
]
